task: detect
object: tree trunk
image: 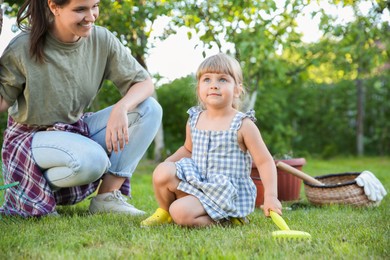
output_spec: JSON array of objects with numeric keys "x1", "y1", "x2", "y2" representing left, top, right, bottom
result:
[
  {"x1": 0, "y1": 0, "x2": 3, "y2": 36},
  {"x1": 242, "y1": 90, "x2": 258, "y2": 111},
  {"x1": 248, "y1": 90, "x2": 258, "y2": 110},
  {"x1": 356, "y1": 75, "x2": 365, "y2": 156},
  {"x1": 152, "y1": 92, "x2": 165, "y2": 162}
]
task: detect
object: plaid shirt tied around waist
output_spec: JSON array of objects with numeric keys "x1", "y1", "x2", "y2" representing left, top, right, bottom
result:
[{"x1": 0, "y1": 116, "x2": 130, "y2": 217}]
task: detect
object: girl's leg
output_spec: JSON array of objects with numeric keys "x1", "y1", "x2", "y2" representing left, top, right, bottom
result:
[
  {"x1": 152, "y1": 162, "x2": 186, "y2": 210},
  {"x1": 169, "y1": 196, "x2": 215, "y2": 227},
  {"x1": 144, "y1": 161, "x2": 214, "y2": 227},
  {"x1": 31, "y1": 131, "x2": 110, "y2": 189},
  {"x1": 140, "y1": 161, "x2": 187, "y2": 226}
]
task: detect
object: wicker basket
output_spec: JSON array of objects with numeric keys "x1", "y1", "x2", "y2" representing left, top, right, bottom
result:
[{"x1": 304, "y1": 172, "x2": 379, "y2": 207}]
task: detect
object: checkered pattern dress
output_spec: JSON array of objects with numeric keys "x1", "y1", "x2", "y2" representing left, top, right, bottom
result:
[{"x1": 176, "y1": 106, "x2": 257, "y2": 221}]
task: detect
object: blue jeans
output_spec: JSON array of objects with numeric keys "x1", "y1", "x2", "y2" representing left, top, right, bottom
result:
[{"x1": 31, "y1": 97, "x2": 162, "y2": 188}]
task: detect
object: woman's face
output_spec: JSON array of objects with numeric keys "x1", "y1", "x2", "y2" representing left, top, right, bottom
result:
[{"x1": 48, "y1": 0, "x2": 100, "y2": 43}]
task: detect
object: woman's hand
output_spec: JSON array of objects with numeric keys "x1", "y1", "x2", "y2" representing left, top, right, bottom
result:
[
  {"x1": 104, "y1": 77, "x2": 154, "y2": 153},
  {"x1": 105, "y1": 103, "x2": 129, "y2": 153}
]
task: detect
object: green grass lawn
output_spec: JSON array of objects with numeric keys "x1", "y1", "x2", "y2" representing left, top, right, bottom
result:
[{"x1": 1, "y1": 157, "x2": 389, "y2": 259}]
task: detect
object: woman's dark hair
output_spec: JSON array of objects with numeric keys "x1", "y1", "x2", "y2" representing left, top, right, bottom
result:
[{"x1": 17, "y1": 0, "x2": 69, "y2": 63}]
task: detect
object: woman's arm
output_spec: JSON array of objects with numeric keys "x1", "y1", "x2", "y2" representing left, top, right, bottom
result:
[
  {"x1": 105, "y1": 77, "x2": 155, "y2": 153},
  {"x1": 116, "y1": 77, "x2": 155, "y2": 112},
  {"x1": 0, "y1": 95, "x2": 10, "y2": 113}
]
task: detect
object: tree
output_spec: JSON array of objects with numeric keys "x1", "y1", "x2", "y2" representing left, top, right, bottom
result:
[
  {"x1": 2, "y1": 0, "x2": 388, "y2": 157},
  {"x1": 0, "y1": 0, "x2": 3, "y2": 35},
  {"x1": 162, "y1": 0, "x2": 313, "y2": 153},
  {"x1": 95, "y1": 0, "x2": 316, "y2": 157},
  {"x1": 166, "y1": 0, "x2": 389, "y2": 156},
  {"x1": 314, "y1": 0, "x2": 389, "y2": 155}
]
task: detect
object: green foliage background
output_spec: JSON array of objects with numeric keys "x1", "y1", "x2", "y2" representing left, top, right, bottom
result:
[
  {"x1": 0, "y1": 70, "x2": 388, "y2": 160},
  {"x1": 1, "y1": 0, "x2": 389, "y2": 159},
  {"x1": 155, "y1": 74, "x2": 390, "y2": 159}
]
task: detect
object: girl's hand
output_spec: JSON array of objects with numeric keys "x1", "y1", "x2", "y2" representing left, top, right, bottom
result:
[
  {"x1": 105, "y1": 104, "x2": 129, "y2": 153},
  {"x1": 262, "y1": 195, "x2": 282, "y2": 217}
]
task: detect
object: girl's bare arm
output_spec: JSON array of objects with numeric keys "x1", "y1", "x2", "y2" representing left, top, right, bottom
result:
[
  {"x1": 240, "y1": 119, "x2": 282, "y2": 216},
  {"x1": 165, "y1": 122, "x2": 192, "y2": 162}
]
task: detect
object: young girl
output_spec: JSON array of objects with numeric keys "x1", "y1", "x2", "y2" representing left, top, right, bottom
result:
[{"x1": 141, "y1": 53, "x2": 282, "y2": 227}]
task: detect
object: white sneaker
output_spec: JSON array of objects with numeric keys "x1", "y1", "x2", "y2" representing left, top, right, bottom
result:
[
  {"x1": 89, "y1": 190, "x2": 146, "y2": 216},
  {"x1": 47, "y1": 210, "x2": 60, "y2": 217}
]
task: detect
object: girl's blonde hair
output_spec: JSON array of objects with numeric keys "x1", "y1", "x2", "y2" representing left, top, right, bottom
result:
[{"x1": 196, "y1": 53, "x2": 245, "y2": 110}]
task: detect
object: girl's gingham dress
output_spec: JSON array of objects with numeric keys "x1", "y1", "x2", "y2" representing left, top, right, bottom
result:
[{"x1": 175, "y1": 106, "x2": 257, "y2": 221}]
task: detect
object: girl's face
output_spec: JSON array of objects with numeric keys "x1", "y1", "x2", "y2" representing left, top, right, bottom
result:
[
  {"x1": 198, "y1": 73, "x2": 239, "y2": 109},
  {"x1": 48, "y1": 0, "x2": 99, "y2": 43}
]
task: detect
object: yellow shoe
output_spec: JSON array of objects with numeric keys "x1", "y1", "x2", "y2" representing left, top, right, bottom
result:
[
  {"x1": 140, "y1": 208, "x2": 172, "y2": 227},
  {"x1": 230, "y1": 217, "x2": 249, "y2": 226}
]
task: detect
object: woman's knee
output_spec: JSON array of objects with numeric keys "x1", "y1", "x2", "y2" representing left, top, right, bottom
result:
[
  {"x1": 77, "y1": 150, "x2": 110, "y2": 179},
  {"x1": 131, "y1": 97, "x2": 162, "y2": 130},
  {"x1": 32, "y1": 131, "x2": 110, "y2": 187},
  {"x1": 45, "y1": 149, "x2": 109, "y2": 188},
  {"x1": 144, "y1": 97, "x2": 163, "y2": 120}
]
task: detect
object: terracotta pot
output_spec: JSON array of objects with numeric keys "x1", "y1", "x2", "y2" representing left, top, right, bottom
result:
[{"x1": 251, "y1": 158, "x2": 306, "y2": 207}]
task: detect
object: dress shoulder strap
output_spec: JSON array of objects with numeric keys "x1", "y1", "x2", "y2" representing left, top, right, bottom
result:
[
  {"x1": 186, "y1": 106, "x2": 203, "y2": 128},
  {"x1": 230, "y1": 109, "x2": 257, "y2": 130}
]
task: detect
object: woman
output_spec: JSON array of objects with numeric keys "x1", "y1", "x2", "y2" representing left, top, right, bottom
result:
[{"x1": 0, "y1": 0, "x2": 162, "y2": 217}]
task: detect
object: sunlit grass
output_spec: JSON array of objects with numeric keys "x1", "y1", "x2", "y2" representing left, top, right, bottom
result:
[{"x1": 1, "y1": 157, "x2": 389, "y2": 259}]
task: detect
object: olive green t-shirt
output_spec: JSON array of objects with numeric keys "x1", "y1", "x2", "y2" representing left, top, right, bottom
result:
[{"x1": 0, "y1": 26, "x2": 149, "y2": 125}]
